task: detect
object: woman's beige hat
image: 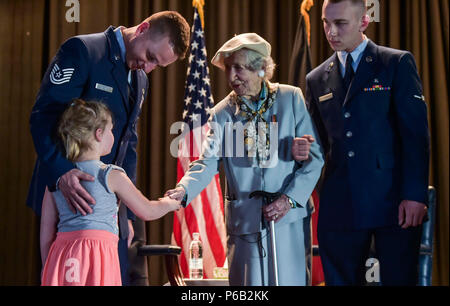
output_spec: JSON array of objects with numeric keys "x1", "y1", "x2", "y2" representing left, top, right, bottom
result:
[{"x1": 211, "y1": 33, "x2": 272, "y2": 70}]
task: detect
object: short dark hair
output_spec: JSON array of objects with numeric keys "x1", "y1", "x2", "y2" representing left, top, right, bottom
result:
[
  {"x1": 326, "y1": 0, "x2": 367, "y2": 12},
  {"x1": 144, "y1": 11, "x2": 190, "y2": 59}
]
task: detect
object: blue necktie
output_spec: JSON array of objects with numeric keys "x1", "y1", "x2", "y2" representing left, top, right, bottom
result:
[{"x1": 343, "y1": 55, "x2": 355, "y2": 92}]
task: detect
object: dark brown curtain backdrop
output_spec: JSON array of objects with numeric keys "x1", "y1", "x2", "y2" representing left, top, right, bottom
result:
[{"x1": 0, "y1": 0, "x2": 447, "y2": 286}]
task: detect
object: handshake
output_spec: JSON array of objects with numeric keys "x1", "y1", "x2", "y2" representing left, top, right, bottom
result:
[
  {"x1": 157, "y1": 187, "x2": 186, "y2": 213},
  {"x1": 163, "y1": 186, "x2": 186, "y2": 203},
  {"x1": 158, "y1": 195, "x2": 183, "y2": 212},
  {"x1": 161, "y1": 134, "x2": 315, "y2": 211}
]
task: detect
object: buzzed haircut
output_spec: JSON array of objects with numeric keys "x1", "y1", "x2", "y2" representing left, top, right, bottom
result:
[
  {"x1": 144, "y1": 11, "x2": 191, "y2": 59},
  {"x1": 326, "y1": 0, "x2": 367, "y2": 13}
]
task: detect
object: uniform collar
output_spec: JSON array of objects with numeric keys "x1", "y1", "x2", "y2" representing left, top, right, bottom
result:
[
  {"x1": 337, "y1": 35, "x2": 369, "y2": 76},
  {"x1": 113, "y1": 26, "x2": 127, "y2": 64},
  {"x1": 114, "y1": 27, "x2": 133, "y2": 83}
]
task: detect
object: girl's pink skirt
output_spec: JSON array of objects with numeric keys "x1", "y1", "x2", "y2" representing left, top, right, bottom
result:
[{"x1": 41, "y1": 230, "x2": 121, "y2": 286}]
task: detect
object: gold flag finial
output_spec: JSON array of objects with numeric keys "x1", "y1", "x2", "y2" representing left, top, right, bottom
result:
[
  {"x1": 193, "y1": 0, "x2": 205, "y2": 29},
  {"x1": 300, "y1": 0, "x2": 314, "y2": 46}
]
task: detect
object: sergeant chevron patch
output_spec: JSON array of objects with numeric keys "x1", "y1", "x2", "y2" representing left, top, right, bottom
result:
[{"x1": 50, "y1": 64, "x2": 75, "y2": 85}]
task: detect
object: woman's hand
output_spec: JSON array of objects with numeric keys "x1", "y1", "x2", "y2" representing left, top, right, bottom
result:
[
  {"x1": 262, "y1": 195, "x2": 291, "y2": 223},
  {"x1": 164, "y1": 187, "x2": 186, "y2": 202}
]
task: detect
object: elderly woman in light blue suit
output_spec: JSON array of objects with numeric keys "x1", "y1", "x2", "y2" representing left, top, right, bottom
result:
[{"x1": 166, "y1": 33, "x2": 324, "y2": 286}]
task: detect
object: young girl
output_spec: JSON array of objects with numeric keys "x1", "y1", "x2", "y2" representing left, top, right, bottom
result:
[{"x1": 40, "y1": 99, "x2": 181, "y2": 286}]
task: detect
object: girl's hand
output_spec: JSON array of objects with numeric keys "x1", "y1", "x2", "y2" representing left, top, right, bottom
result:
[
  {"x1": 159, "y1": 196, "x2": 182, "y2": 212},
  {"x1": 127, "y1": 220, "x2": 134, "y2": 248}
]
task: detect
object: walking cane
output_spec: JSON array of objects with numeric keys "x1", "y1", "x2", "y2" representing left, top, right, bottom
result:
[{"x1": 249, "y1": 191, "x2": 282, "y2": 286}]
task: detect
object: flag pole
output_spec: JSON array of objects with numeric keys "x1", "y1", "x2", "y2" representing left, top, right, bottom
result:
[{"x1": 173, "y1": 0, "x2": 227, "y2": 280}]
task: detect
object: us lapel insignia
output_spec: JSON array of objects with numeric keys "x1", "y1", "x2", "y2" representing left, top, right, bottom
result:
[
  {"x1": 366, "y1": 56, "x2": 373, "y2": 63},
  {"x1": 326, "y1": 62, "x2": 334, "y2": 72},
  {"x1": 319, "y1": 93, "x2": 334, "y2": 102}
]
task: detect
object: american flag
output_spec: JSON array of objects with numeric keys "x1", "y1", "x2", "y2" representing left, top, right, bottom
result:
[{"x1": 172, "y1": 8, "x2": 227, "y2": 279}]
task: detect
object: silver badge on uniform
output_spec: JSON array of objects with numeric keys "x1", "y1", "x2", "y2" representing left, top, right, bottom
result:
[
  {"x1": 95, "y1": 83, "x2": 114, "y2": 93},
  {"x1": 414, "y1": 95, "x2": 426, "y2": 101},
  {"x1": 50, "y1": 64, "x2": 75, "y2": 85},
  {"x1": 139, "y1": 89, "x2": 145, "y2": 107}
]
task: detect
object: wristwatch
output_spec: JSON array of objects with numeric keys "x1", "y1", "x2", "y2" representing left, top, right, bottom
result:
[
  {"x1": 287, "y1": 196, "x2": 296, "y2": 209},
  {"x1": 176, "y1": 184, "x2": 188, "y2": 208}
]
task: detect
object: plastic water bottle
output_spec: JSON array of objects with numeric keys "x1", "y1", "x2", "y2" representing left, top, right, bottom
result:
[{"x1": 189, "y1": 232, "x2": 203, "y2": 279}]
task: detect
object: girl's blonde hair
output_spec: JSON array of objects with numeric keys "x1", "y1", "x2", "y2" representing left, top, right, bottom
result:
[{"x1": 58, "y1": 99, "x2": 113, "y2": 162}]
